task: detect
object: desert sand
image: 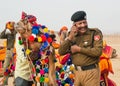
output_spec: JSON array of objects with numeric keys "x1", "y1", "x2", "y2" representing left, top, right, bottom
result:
[{"x1": 0, "y1": 34, "x2": 120, "y2": 86}]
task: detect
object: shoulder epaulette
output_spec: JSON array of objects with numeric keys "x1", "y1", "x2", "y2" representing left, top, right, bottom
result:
[{"x1": 89, "y1": 28, "x2": 102, "y2": 35}]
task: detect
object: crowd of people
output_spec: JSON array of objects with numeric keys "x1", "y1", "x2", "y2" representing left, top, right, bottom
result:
[{"x1": 0, "y1": 11, "x2": 117, "y2": 86}]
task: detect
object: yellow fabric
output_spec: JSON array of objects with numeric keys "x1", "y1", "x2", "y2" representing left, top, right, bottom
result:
[
  {"x1": 3, "y1": 40, "x2": 7, "y2": 47},
  {"x1": 99, "y1": 45, "x2": 114, "y2": 74},
  {"x1": 0, "y1": 47, "x2": 16, "y2": 61},
  {"x1": 0, "y1": 48, "x2": 6, "y2": 61},
  {"x1": 103, "y1": 40, "x2": 107, "y2": 47},
  {"x1": 55, "y1": 49, "x2": 64, "y2": 66}
]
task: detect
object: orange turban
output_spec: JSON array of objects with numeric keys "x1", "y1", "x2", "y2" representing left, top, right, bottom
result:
[
  {"x1": 6, "y1": 21, "x2": 15, "y2": 30},
  {"x1": 60, "y1": 26, "x2": 68, "y2": 31},
  {"x1": 59, "y1": 26, "x2": 68, "y2": 36}
]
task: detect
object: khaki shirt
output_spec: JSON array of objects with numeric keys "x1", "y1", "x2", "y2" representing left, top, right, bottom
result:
[{"x1": 59, "y1": 28, "x2": 103, "y2": 66}]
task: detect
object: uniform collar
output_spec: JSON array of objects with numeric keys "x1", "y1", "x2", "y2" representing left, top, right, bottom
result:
[{"x1": 84, "y1": 28, "x2": 91, "y2": 35}]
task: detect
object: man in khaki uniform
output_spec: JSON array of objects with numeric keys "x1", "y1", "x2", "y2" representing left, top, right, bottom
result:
[{"x1": 59, "y1": 11, "x2": 103, "y2": 86}]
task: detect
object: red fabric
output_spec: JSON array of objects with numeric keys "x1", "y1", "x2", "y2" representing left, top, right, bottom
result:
[
  {"x1": 0, "y1": 61, "x2": 2, "y2": 68},
  {"x1": 100, "y1": 45, "x2": 116, "y2": 86},
  {"x1": 103, "y1": 45, "x2": 113, "y2": 58},
  {"x1": 21, "y1": 11, "x2": 27, "y2": 19},
  {"x1": 108, "y1": 78, "x2": 117, "y2": 86},
  {"x1": 60, "y1": 54, "x2": 70, "y2": 65},
  {"x1": 100, "y1": 75, "x2": 117, "y2": 86},
  {"x1": 99, "y1": 45, "x2": 114, "y2": 74}
]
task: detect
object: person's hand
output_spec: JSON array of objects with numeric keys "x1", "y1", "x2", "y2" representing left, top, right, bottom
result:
[
  {"x1": 71, "y1": 45, "x2": 80, "y2": 53},
  {"x1": 68, "y1": 24, "x2": 78, "y2": 40}
]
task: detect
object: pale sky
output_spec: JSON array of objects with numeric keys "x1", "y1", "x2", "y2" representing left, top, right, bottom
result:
[{"x1": 0, "y1": 0, "x2": 120, "y2": 34}]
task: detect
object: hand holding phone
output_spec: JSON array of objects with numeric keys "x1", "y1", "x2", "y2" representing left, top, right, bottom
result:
[{"x1": 68, "y1": 23, "x2": 78, "y2": 40}]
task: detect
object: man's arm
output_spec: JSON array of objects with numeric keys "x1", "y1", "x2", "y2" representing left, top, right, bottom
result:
[
  {"x1": 58, "y1": 39, "x2": 73, "y2": 55},
  {"x1": 0, "y1": 29, "x2": 7, "y2": 39},
  {"x1": 71, "y1": 29, "x2": 103, "y2": 57},
  {"x1": 59, "y1": 25, "x2": 77, "y2": 55}
]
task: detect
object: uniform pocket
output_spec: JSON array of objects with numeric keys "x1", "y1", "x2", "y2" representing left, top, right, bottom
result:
[{"x1": 83, "y1": 39, "x2": 92, "y2": 48}]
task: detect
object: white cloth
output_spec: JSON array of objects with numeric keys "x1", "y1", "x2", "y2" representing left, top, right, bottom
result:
[{"x1": 15, "y1": 33, "x2": 32, "y2": 81}]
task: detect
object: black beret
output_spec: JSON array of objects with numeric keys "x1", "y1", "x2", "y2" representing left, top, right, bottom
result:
[{"x1": 71, "y1": 11, "x2": 87, "y2": 22}]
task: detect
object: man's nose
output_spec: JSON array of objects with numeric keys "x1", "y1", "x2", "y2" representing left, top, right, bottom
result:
[{"x1": 81, "y1": 23, "x2": 86, "y2": 27}]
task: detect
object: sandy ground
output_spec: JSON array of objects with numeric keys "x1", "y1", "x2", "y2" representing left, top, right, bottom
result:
[{"x1": 0, "y1": 34, "x2": 120, "y2": 86}]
